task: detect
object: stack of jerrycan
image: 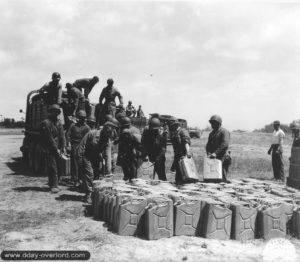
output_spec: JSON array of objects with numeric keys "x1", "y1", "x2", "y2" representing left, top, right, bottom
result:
[
  {"x1": 92, "y1": 177, "x2": 300, "y2": 241},
  {"x1": 288, "y1": 139, "x2": 300, "y2": 190}
]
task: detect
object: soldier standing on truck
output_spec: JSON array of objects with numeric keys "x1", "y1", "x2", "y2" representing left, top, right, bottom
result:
[
  {"x1": 169, "y1": 119, "x2": 191, "y2": 184},
  {"x1": 40, "y1": 104, "x2": 66, "y2": 193},
  {"x1": 268, "y1": 120, "x2": 285, "y2": 182},
  {"x1": 142, "y1": 118, "x2": 167, "y2": 181},
  {"x1": 66, "y1": 110, "x2": 90, "y2": 187},
  {"x1": 77, "y1": 120, "x2": 119, "y2": 203},
  {"x1": 125, "y1": 101, "x2": 136, "y2": 117},
  {"x1": 99, "y1": 78, "x2": 124, "y2": 120},
  {"x1": 136, "y1": 105, "x2": 145, "y2": 118},
  {"x1": 65, "y1": 83, "x2": 84, "y2": 117},
  {"x1": 39, "y1": 72, "x2": 62, "y2": 105},
  {"x1": 206, "y1": 115, "x2": 231, "y2": 182}
]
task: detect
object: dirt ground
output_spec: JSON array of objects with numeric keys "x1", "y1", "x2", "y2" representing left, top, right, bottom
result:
[{"x1": 1, "y1": 133, "x2": 300, "y2": 262}]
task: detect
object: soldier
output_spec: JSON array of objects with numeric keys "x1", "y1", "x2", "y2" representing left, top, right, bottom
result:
[
  {"x1": 65, "y1": 83, "x2": 84, "y2": 117},
  {"x1": 169, "y1": 119, "x2": 191, "y2": 184},
  {"x1": 74, "y1": 76, "x2": 99, "y2": 99},
  {"x1": 268, "y1": 120, "x2": 285, "y2": 182},
  {"x1": 126, "y1": 101, "x2": 136, "y2": 117},
  {"x1": 142, "y1": 118, "x2": 167, "y2": 181},
  {"x1": 39, "y1": 72, "x2": 62, "y2": 105},
  {"x1": 117, "y1": 117, "x2": 142, "y2": 181},
  {"x1": 77, "y1": 120, "x2": 118, "y2": 203},
  {"x1": 66, "y1": 110, "x2": 90, "y2": 187},
  {"x1": 40, "y1": 104, "x2": 66, "y2": 193},
  {"x1": 137, "y1": 105, "x2": 145, "y2": 118},
  {"x1": 99, "y1": 78, "x2": 124, "y2": 120},
  {"x1": 206, "y1": 115, "x2": 231, "y2": 182}
]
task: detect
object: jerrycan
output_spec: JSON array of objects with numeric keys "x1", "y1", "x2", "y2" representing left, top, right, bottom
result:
[
  {"x1": 202, "y1": 200, "x2": 232, "y2": 240},
  {"x1": 257, "y1": 203, "x2": 286, "y2": 240},
  {"x1": 96, "y1": 188, "x2": 112, "y2": 221},
  {"x1": 230, "y1": 201, "x2": 258, "y2": 241},
  {"x1": 174, "y1": 197, "x2": 202, "y2": 236},
  {"x1": 282, "y1": 201, "x2": 295, "y2": 235},
  {"x1": 145, "y1": 196, "x2": 174, "y2": 240},
  {"x1": 293, "y1": 207, "x2": 300, "y2": 238},
  {"x1": 113, "y1": 193, "x2": 133, "y2": 231},
  {"x1": 116, "y1": 196, "x2": 147, "y2": 236}
]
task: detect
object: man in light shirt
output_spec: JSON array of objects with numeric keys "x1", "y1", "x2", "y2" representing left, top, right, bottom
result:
[{"x1": 268, "y1": 120, "x2": 285, "y2": 181}]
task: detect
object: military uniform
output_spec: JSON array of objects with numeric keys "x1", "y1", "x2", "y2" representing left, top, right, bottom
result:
[
  {"x1": 40, "y1": 81, "x2": 62, "y2": 105},
  {"x1": 126, "y1": 104, "x2": 136, "y2": 117},
  {"x1": 99, "y1": 86, "x2": 123, "y2": 118},
  {"x1": 67, "y1": 123, "x2": 90, "y2": 183},
  {"x1": 77, "y1": 128, "x2": 109, "y2": 194},
  {"x1": 170, "y1": 127, "x2": 191, "y2": 184},
  {"x1": 118, "y1": 128, "x2": 142, "y2": 182},
  {"x1": 74, "y1": 78, "x2": 98, "y2": 99},
  {"x1": 142, "y1": 127, "x2": 167, "y2": 181},
  {"x1": 137, "y1": 108, "x2": 145, "y2": 118},
  {"x1": 206, "y1": 127, "x2": 230, "y2": 181},
  {"x1": 40, "y1": 118, "x2": 65, "y2": 189}
]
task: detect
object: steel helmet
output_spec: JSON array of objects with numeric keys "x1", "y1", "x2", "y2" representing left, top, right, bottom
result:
[
  {"x1": 128, "y1": 100, "x2": 132, "y2": 104},
  {"x1": 48, "y1": 104, "x2": 60, "y2": 112},
  {"x1": 77, "y1": 110, "x2": 87, "y2": 118},
  {"x1": 104, "y1": 121, "x2": 118, "y2": 128},
  {"x1": 87, "y1": 116, "x2": 96, "y2": 123},
  {"x1": 116, "y1": 112, "x2": 126, "y2": 121},
  {"x1": 120, "y1": 116, "x2": 131, "y2": 127},
  {"x1": 149, "y1": 118, "x2": 161, "y2": 130},
  {"x1": 107, "y1": 78, "x2": 114, "y2": 85},
  {"x1": 105, "y1": 114, "x2": 114, "y2": 122},
  {"x1": 209, "y1": 115, "x2": 222, "y2": 124},
  {"x1": 93, "y1": 76, "x2": 99, "y2": 82},
  {"x1": 52, "y1": 72, "x2": 61, "y2": 80}
]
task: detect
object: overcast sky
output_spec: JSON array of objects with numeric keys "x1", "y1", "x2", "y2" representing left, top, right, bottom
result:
[{"x1": 1, "y1": 0, "x2": 300, "y2": 131}]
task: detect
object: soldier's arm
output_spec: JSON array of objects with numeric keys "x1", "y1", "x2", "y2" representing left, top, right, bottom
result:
[
  {"x1": 58, "y1": 124, "x2": 66, "y2": 151},
  {"x1": 77, "y1": 132, "x2": 91, "y2": 161},
  {"x1": 215, "y1": 130, "x2": 230, "y2": 157},
  {"x1": 180, "y1": 129, "x2": 191, "y2": 155},
  {"x1": 99, "y1": 88, "x2": 105, "y2": 105},
  {"x1": 66, "y1": 125, "x2": 72, "y2": 147},
  {"x1": 116, "y1": 89, "x2": 124, "y2": 106},
  {"x1": 57, "y1": 84, "x2": 62, "y2": 105}
]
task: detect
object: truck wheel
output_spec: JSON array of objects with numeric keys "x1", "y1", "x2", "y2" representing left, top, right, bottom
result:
[{"x1": 33, "y1": 144, "x2": 42, "y2": 173}]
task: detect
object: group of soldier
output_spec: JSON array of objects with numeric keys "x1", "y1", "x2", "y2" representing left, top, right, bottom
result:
[{"x1": 38, "y1": 72, "x2": 234, "y2": 203}]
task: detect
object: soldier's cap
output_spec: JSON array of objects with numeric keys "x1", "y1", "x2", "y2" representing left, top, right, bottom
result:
[
  {"x1": 209, "y1": 115, "x2": 222, "y2": 125},
  {"x1": 52, "y1": 72, "x2": 61, "y2": 80},
  {"x1": 107, "y1": 78, "x2": 114, "y2": 84},
  {"x1": 273, "y1": 120, "x2": 280, "y2": 125},
  {"x1": 48, "y1": 104, "x2": 60, "y2": 112},
  {"x1": 104, "y1": 121, "x2": 118, "y2": 128},
  {"x1": 77, "y1": 110, "x2": 87, "y2": 118},
  {"x1": 93, "y1": 76, "x2": 99, "y2": 82}
]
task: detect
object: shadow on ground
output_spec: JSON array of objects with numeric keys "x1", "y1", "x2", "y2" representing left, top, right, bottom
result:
[
  {"x1": 13, "y1": 186, "x2": 50, "y2": 192},
  {"x1": 55, "y1": 194, "x2": 85, "y2": 202},
  {"x1": 5, "y1": 157, "x2": 46, "y2": 177}
]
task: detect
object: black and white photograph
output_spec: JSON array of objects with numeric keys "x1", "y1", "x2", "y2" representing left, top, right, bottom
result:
[{"x1": 0, "y1": 0, "x2": 300, "y2": 261}]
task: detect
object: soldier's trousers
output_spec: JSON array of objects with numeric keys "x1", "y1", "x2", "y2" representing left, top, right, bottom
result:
[
  {"x1": 272, "y1": 152, "x2": 284, "y2": 181},
  {"x1": 47, "y1": 153, "x2": 60, "y2": 189},
  {"x1": 121, "y1": 160, "x2": 138, "y2": 181},
  {"x1": 70, "y1": 144, "x2": 80, "y2": 182},
  {"x1": 81, "y1": 157, "x2": 95, "y2": 194},
  {"x1": 154, "y1": 157, "x2": 167, "y2": 181}
]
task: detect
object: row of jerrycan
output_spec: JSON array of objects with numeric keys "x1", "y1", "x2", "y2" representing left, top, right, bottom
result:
[{"x1": 92, "y1": 181, "x2": 300, "y2": 241}]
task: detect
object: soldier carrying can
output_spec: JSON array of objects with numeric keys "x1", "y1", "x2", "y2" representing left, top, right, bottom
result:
[
  {"x1": 99, "y1": 78, "x2": 124, "y2": 120},
  {"x1": 142, "y1": 118, "x2": 167, "y2": 181},
  {"x1": 66, "y1": 110, "x2": 90, "y2": 187},
  {"x1": 206, "y1": 115, "x2": 231, "y2": 182},
  {"x1": 40, "y1": 104, "x2": 66, "y2": 193},
  {"x1": 39, "y1": 72, "x2": 63, "y2": 106},
  {"x1": 77, "y1": 120, "x2": 119, "y2": 203},
  {"x1": 169, "y1": 119, "x2": 191, "y2": 184},
  {"x1": 64, "y1": 83, "x2": 84, "y2": 117}
]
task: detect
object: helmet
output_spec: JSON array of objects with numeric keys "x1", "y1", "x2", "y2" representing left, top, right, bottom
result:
[
  {"x1": 149, "y1": 118, "x2": 161, "y2": 130},
  {"x1": 120, "y1": 116, "x2": 131, "y2": 127},
  {"x1": 128, "y1": 100, "x2": 132, "y2": 104},
  {"x1": 116, "y1": 112, "x2": 126, "y2": 121},
  {"x1": 209, "y1": 115, "x2": 222, "y2": 124},
  {"x1": 105, "y1": 114, "x2": 114, "y2": 122},
  {"x1": 48, "y1": 104, "x2": 60, "y2": 112},
  {"x1": 107, "y1": 78, "x2": 114, "y2": 85},
  {"x1": 66, "y1": 83, "x2": 72, "y2": 89},
  {"x1": 273, "y1": 120, "x2": 280, "y2": 125},
  {"x1": 169, "y1": 118, "x2": 180, "y2": 128},
  {"x1": 93, "y1": 76, "x2": 99, "y2": 82},
  {"x1": 77, "y1": 110, "x2": 87, "y2": 118},
  {"x1": 104, "y1": 121, "x2": 118, "y2": 128},
  {"x1": 87, "y1": 116, "x2": 96, "y2": 123},
  {"x1": 52, "y1": 72, "x2": 61, "y2": 80}
]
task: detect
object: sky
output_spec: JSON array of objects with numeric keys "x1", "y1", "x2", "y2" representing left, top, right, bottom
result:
[{"x1": 1, "y1": 0, "x2": 300, "y2": 131}]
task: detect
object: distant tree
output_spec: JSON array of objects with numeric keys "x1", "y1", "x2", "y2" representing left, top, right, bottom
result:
[
  {"x1": 1, "y1": 118, "x2": 25, "y2": 128},
  {"x1": 253, "y1": 122, "x2": 291, "y2": 134}
]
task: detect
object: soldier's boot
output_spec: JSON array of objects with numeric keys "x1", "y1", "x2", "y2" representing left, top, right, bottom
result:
[
  {"x1": 50, "y1": 175, "x2": 59, "y2": 193},
  {"x1": 85, "y1": 192, "x2": 92, "y2": 204}
]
